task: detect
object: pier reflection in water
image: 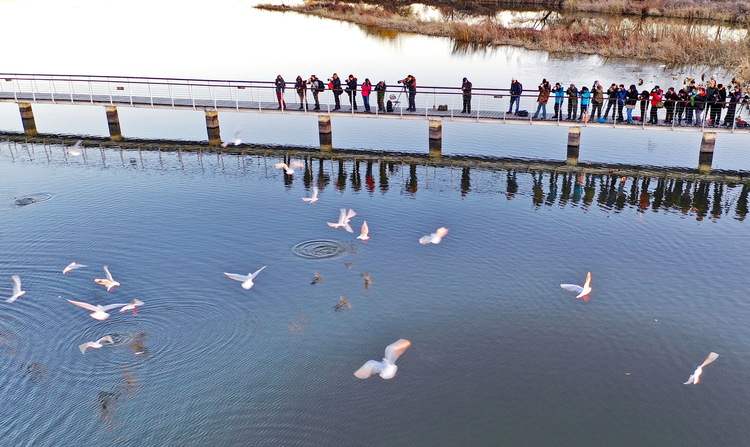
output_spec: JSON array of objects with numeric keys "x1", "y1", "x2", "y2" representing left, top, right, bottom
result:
[{"x1": 3, "y1": 139, "x2": 747, "y2": 222}]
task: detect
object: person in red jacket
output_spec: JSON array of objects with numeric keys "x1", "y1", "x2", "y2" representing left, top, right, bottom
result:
[
  {"x1": 361, "y1": 78, "x2": 372, "y2": 113},
  {"x1": 649, "y1": 86, "x2": 664, "y2": 124}
]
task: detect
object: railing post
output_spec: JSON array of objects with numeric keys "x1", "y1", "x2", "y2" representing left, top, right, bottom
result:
[
  {"x1": 105, "y1": 106, "x2": 124, "y2": 142},
  {"x1": 18, "y1": 102, "x2": 38, "y2": 136}
]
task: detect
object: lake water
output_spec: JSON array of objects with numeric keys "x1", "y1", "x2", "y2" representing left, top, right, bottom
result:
[
  {"x1": 1, "y1": 0, "x2": 749, "y2": 445},
  {"x1": 1, "y1": 142, "x2": 750, "y2": 446}
]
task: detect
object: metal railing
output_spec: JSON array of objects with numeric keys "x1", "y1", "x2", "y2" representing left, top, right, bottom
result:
[{"x1": 0, "y1": 73, "x2": 747, "y2": 132}]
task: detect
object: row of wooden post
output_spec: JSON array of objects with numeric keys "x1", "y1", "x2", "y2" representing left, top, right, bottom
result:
[{"x1": 14, "y1": 103, "x2": 717, "y2": 173}]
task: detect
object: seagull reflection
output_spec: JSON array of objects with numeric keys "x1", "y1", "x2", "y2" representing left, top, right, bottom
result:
[
  {"x1": 334, "y1": 296, "x2": 352, "y2": 312},
  {"x1": 360, "y1": 272, "x2": 372, "y2": 292}
]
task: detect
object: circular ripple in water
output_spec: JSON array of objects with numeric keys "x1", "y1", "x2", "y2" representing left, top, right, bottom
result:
[
  {"x1": 13, "y1": 193, "x2": 53, "y2": 207},
  {"x1": 293, "y1": 239, "x2": 357, "y2": 259}
]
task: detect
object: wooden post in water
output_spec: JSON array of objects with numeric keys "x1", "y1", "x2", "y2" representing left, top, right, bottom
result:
[
  {"x1": 566, "y1": 126, "x2": 581, "y2": 165},
  {"x1": 698, "y1": 131, "x2": 716, "y2": 174},
  {"x1": 18, "y1": 103, "x2": 38, "y2": 136},
  {"x1": 105, "y1": 106, "x2": 124, "y2": 142},
  {"x1": 428, "y1": 119, "x2": 442, "y2": 157},
  {"x1": 318, "y1": 115, "x2": 332, "y2": 152},
  {"x1": 205, "y1": 110, "x2": 221, "y2": 146}
]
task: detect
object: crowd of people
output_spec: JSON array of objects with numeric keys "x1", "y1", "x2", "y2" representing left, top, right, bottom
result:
[{"x1": 271, "y1": 74, "x2": 749, "y2": 127}]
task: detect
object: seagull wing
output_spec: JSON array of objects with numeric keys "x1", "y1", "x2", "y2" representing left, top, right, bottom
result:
[
  {"x1": 359, "y1": 221, "x2": 369, "y2": 238},
  {"x1": 345, "y1": 209, "x2": 357, "y2": 220},
  {"x1": 312, "y1": 186, "x2": 319, "y2": 200},
  {"x1": 291, "y1": 161, "x2": 304, "y2": 168},
  {"x1": 79, "y1": 342, "x2": 95, "y2": 354},
  {"x1": 98, "y1": 335, "x2": 114, "y2": 344},
  {"x1": 418, "y1": 234, "x2": 432, "y2": 245},
  {"x1": 435, "y1": 227, "x2": 449, "y2": 238},
  {"x1": 560, "y1": 284, "x2": 584, "y2": 294},
  {"x1": 224, "y1": 272, "x2": 250, "y2": 282},
  {"x1": 684, "y1": 372, "x2": 698, "y2": 385},
  {"x1": 384, "y1": 339, "x2": 412, "y2": 363},
  {"x1": 275, "y1": 162, "x2": 289, "y2": 170},
  {"x1": 249, "y1": 265, "x2": 267, "y2": 280},
  {"x1": 582, "y1": 272, "x2": 592, "y2": 289},
  {"x1": 337, "y1": 208, "x2": 347, "y2": 225},
  {"x1": 67, "y1": 299, "x2": 101, "y2": 312},
  {"x1": 11, "y1": 275, "x2": 22, "y2": 295},
  {"x1": 354, "y1": 360, "x2": 385, "y2": 379},
  {"x1": 103, "y1": 266, "x2": 114, "y2": 282},
  {"x1": 701, "y1": 352, "x2": 719, "y2": 368}
]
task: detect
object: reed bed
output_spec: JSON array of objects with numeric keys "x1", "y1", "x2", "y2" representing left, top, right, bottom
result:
[{"x1": 258, "y1": 2, "x2": 750, "y2": 82}]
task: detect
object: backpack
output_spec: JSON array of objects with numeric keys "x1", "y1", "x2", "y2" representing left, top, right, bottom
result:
[
  {"x1": 317, "y1": 80, "x2": 325, "y2": 92},
  {"x1": 386, "y1": 100, "x2": 393, "y2": 112},
  {"x1": 517, "y1": 110, "x2": 528, "y2": 117}
]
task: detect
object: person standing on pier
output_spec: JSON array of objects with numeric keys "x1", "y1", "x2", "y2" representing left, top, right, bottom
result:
[
  {"x1": 345, "y1": 74, "x2": 358, "y2": 110},
  {"x1": 274, "y1": 75, "x2": 287, "y2": 110},
  {"x1": 374, "y1": 81, "x2": 387, "y2": 112},
  {"x1": 664, "y1": 87, "x2": 678, "y2": 124},
  {"x1": 295, "y1": 76, "x2": 307, "y2": 110},
  {"x1": 579, "y1": 86, "x2": 591, "y2": 122},
  {"x1": 399, "y1": 75, "x2": 417, "y2": 111},
  {"x1": 603, "y1": 83, "x2": 617, "y2": 121},
  {"x1": 361, "y1": 78, "x2": 372, "y2": 113},
  {"x1": 676, "y1": 88, "x2": 687, "y2": 124},
  {"x1": 532, "y1": 79, "x2": 550, "y2": 120},
  {"x1": 508, "y1": 78, "x2": 523, "y2": 114},
  {"x1": 616, "y1": 84, "x2": 626, "y2": 122},
  {"x1": 705, "y1": 80, "x2": 719, "y2": 125},
  {"x1": 331, "y1": 73, "x2": 343, "y2": 110},
  {"x1": 625, "y1": 85, "x2": 638, "y2": 124},
  {"x1": 639, "y1": 89, "x2": 650, "y2": 122},
  {"x1": 461, "y1": 77, "x2": 472, "y2": 113},
  {"x1": 649, "y1": 85, "x2": 663, "y2": 124},
  {"x1": 591, "y1": 80, "x2": 604, "y2": 119},
  {"x1": 307, "y1": 75, "x2": 324, "y2": 111},
  {"x1": 723, "y1": 85, "x2": 743, "y2": 126},
  {"x1": 551, "y1": 82, "x2": 564, "y2": 120},
  {"x1": 566, "y1": 84, "x2": 578, "y2": 120}
]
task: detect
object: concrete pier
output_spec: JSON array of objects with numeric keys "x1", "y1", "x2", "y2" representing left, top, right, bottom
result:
[
  {"x1": 698, "y1": 132, "x2": 716, "y2": 174},
  {"x1": 205, "y1": 110, "x2": 221, "y2": 146},
  {"x1": 428, "y1": 119, "x2": 442, "y2": 157},
  {"x1": 18, "y1": 103, "x2": 38, "y2": 136},
  {"x1": 566, "y1": 126, "x2": 581, "y2": 165},
  {"x1": 318, "y1": 115, "x2": 332, "y2": 152},
  {"x1": 105, "y1": 106, "x2": 123, "y2": 142}
]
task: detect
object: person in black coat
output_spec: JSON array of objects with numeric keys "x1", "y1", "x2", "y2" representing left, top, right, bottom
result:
[
  {"x1": 345, "y1": 74, "x2": 358, "y2": 110},
  {"x1": 330, "y1": 73, "x2": 343, "y2": 110},
  {"x1": 461, "y1": 77, "x2": 472, "y2": 113},
  {"x1": 399, "y1": 75, "x2": 417, "y2": 111}
]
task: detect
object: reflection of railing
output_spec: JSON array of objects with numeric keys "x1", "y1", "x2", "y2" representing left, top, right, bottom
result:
[
  {"x1": 2, "y1": 136, "x2": 747, "y2": 222},
  {"x1": 1, "y1": 73, "x2": 747, "y2": 132}
]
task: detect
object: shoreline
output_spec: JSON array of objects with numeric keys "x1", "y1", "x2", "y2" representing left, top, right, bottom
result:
[{"x1": 257, "y1": 2, "x2": 750, "y2": 82}]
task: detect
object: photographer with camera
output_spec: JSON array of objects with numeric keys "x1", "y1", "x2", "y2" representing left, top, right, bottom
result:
[
  {"x1": 274, "y1": 75, "x2": 287, "y2": 110},
  {"x1": 306, "y1": 75, "x2": 325, "y2": 111},
  {"x1": 330, "y1": 73, "x2": 343, "y2": 111},
  {"x1": 398, "y1": 75, "x2": 417, "y2": 112},
  {"x1": 461, "y1": 77, "x2": 472, "y2": 114},
  {"x1": 295, "y1": 76, "x2": 307, "y2": 110},
  {"x1": 374, "y1": 81, "x2": 387, "y2": 112},
  {"x1": 345, "y1": 74, "x2": 358, "y2": 111}
]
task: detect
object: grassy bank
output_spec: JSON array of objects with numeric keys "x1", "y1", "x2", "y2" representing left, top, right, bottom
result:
[{"x1": 257, "y1": 2, "x2": 750, "y2": 82}]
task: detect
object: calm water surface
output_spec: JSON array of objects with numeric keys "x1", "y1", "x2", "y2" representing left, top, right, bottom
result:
[{"x1": 1, "y1": 142, "x2": 749, "y2": 446}]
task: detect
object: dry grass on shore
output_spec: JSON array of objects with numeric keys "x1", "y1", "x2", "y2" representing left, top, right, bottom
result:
[
  {"x1": 258, "y1": 2, "x2": 750, "y2": 82},
  {"x1": 563, "y1": 0, "x2": 750, "y2": 24}
]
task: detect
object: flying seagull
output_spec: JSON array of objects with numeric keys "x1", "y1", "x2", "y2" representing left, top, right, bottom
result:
[
  {"x1": 560, "y1": 272, "x2": 592, "y2": 300},
  {"x1": 79, "y1": 335, "x2": 114, "y2": 354},
  {"x1": 684, "y1": 352, "x2": 719, "y2": 385},
  {"x1": 94, "y1": 266, "x2": 120, "y2": 292},
  {"x1": 67, "y1": 299, "x2": 144, "y2": 320},
  {"x1": 63, "y1": 262, "x2": 88, "y2": 274},
  {"x1": 6, "y1": 275, "x2": 26, "y2": 303},
  {"x1": 419, "y1": 227, "x2": 449, "y2": 245},
  {"x1": 327, "y1": 208, "x2": 357, "y2": 233},
  {"x1": 224, "y1": 265, "x2": 267, "y2": 290},
  {"x1": 354, "y1": 339, "x2": 412, "y2": 380}
]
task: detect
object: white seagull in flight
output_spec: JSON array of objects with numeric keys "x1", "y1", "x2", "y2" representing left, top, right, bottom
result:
[
  {"x1": 302, "y1": 186, "x2": 319, "y2": 204},
  {"x1": 354, "y1": 339, "x2": 412, "y2": 380},
  {"x1": 224, "y1": 265, "x2": 267, "y2": 290},
  {"x1": 94, "y1": 266, "x2": 120, "y2": 292},
  {"x1": 275, "y1": 161, "x2": 304, "y2": 175},
  {"x1": 63, "y1": 262, "x2": 88, "y2": 274},
  {"x1": 357, "y1": 221, "x2": 370, "y2": 241},
  {"x1": 419, "y1": 227, "x2": 449, "y2": 245},
  {"x1": 67, "y1": 299, "x2": 144, "y2": 320},
  {"x1": 79, "y1": 335, "x2": 114, "y2": 354},
  {"x1": 560, "y1": 272, "x2": 592, "y2": 300},
  {"x1": 6, "y1": 275, "x2": 26, "y2": 303},
  {"x1": 327, "y1": 208, "x2": 356, "y2": 233},
  {"x1": 684, "y1": 352, "x2": 719, "y2": 384}
]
